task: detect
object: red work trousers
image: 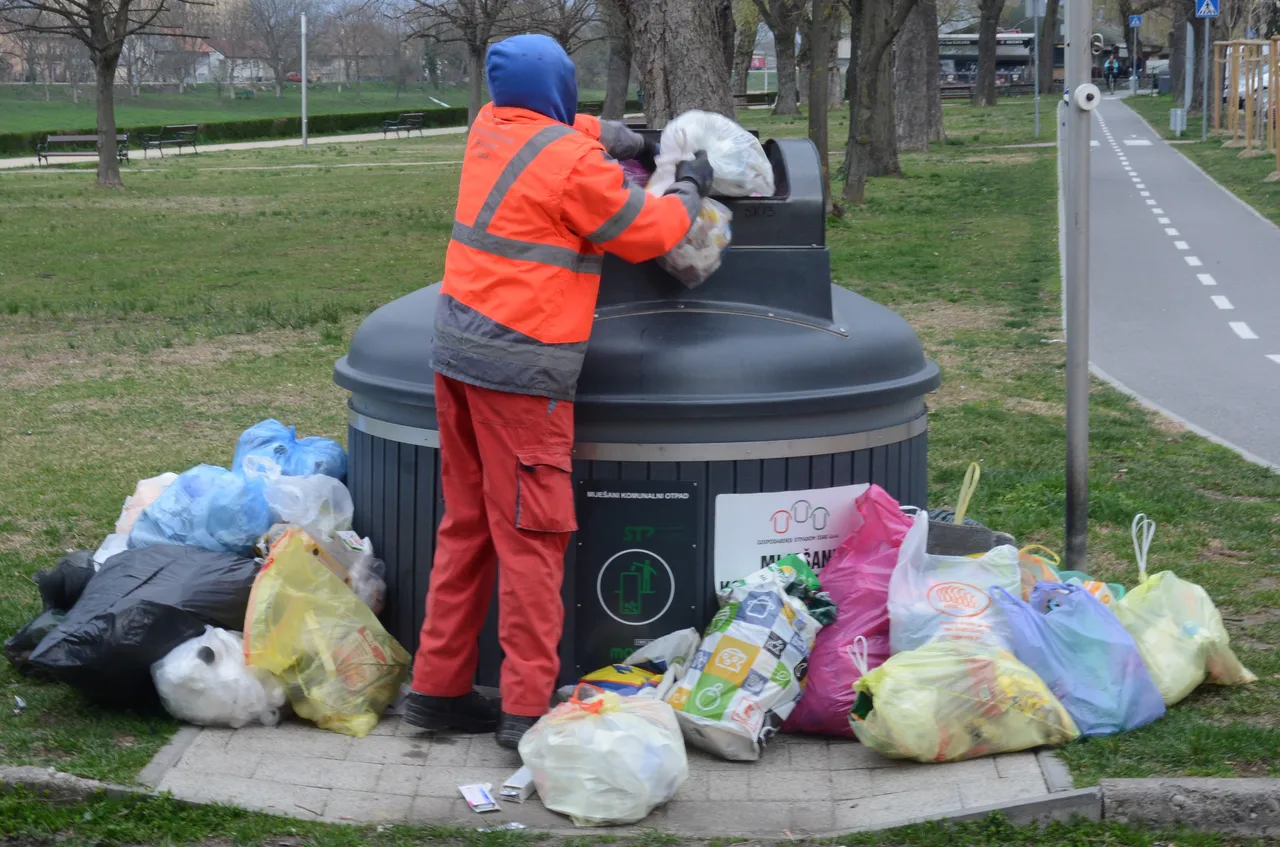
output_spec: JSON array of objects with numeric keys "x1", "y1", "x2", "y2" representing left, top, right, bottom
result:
[{"x1": 411, "y1": 374, "x2": 576, "y2": 717}]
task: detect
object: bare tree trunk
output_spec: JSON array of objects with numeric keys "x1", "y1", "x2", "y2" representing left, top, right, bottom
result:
[
  {"x1": 718, "y1": 0, "x2": 736, "y2": 78},
  {"x1": 1038, "y1": 0, "x2": 1058, "y2": 92},
  {"x1": 1189, "y1": 14, "x2": 1205, "y2": 112},
  {"x1": 894, "y1": 0, "x2": 932, "y2": 151},
  {"x1": 808, "y1": 0, "x2": 835, "y2": 211},
  {"x1": 797, "y1": 24, "x2": 809, "y2": 105},
  {"x1": 773, "y1": 16, "x2": 800, "y2": 114},
  {"x1": 826, "y1": 5, "x2": 843, "y2": 107},
  {"x1": 1171, "y1": 0, "x2": 1187, "y2": 105},
  {"x1": 841, "y1": 0, "x2": 915, "y2": 205},
  {"x1": 621, "y1": 0, "x2": 735, "y2": 127},
  {"x1": 467, "y1": 44, "x2": 484, "y2": 124},
  {"x1": 602, "y1": 0, "x2": 632, "y2": 118},
  {"x1": 732, "y1": 1, "x2": 760, "y2": 96},
  {"x1": 973, "y1": 0, "x2": 1000, "y2": 106},
  {"x1": 95, "y1": 55, "x2": 123, "y2": 188},
  {"x1": 355, "y1": 55, "x2": 362, "y2": 98}
]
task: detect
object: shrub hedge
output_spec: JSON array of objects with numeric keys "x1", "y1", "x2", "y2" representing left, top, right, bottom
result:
[{"x1": 0, "y1": 99, "x2": 655, "y2": 157}]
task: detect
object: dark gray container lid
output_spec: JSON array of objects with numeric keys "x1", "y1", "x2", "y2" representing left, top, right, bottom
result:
[{"x1": 335, "y1": 136, "x2": 939, "y2": 446}]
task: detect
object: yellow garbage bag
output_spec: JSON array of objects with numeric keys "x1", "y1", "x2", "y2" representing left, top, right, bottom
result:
[
  {"x1": 849, "y1": 640, "x2": 1079, "y2": 762},
  {"x1": 1112, "y1": 515, "x2": 1256, "y2": 707},
  {"x1": 244, "y1": 528, "x2": 409, "y2": 737}
]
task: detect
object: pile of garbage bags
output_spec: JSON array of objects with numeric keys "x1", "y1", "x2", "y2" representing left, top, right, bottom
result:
[
  {"x1": 524, "y1": 487, "x2": 1256, "y2": 827},
  {"x1": 5, "y1": 420, "x2": 405, "y2": 739}
]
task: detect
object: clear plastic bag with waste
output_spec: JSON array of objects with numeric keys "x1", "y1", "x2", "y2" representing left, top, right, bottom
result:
[
  {"x1": 656, "y1": 198, "x2": 732, "y2": 288},
  {"x1": 95, "y1": 472, "x2": 180, "y2": 566},
  {"x1": 519, "y1": 686, "x2": 688, "y2": 827},
  {"x1": 647, "y1": 110, "x2": 774, "y2": 198},
  {"x1": 152, "y1": 626, "x2": 286, "y2": 728},
  {"x1": 248, "y1": 460, "x2": 354, "y2": 539},
  {"x1": 255, "y1": 524, "x2": 385, "y2": 614}
]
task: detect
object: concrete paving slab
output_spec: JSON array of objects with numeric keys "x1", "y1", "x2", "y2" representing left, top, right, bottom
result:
[{"x1": 147, "y1": 716, "x2": 1061, "y2": 837}]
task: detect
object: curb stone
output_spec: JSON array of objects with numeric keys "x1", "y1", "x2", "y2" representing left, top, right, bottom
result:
[
  {"x1": 137, "y1": 726, "x2": 201, "y2": 788},
  {"x1": 1037, "y1": 750, "x2": 1075, "y2": 793},
  {"x1": 1, "y1": 763, "x2": 1275, "y2": 838},
  {"x1": 1101, "y1": 778, "x2": 1280, "y2": 838}
]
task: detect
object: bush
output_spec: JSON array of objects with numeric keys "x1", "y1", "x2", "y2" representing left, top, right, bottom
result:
[{"x1": 0, "y1": 106, "x2": 472, "y2": 157}]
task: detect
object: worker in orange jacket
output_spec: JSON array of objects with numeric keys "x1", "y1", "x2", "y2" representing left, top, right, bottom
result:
[{"x1": 402, "y1": 33, "x2": 716, "y2": 748}]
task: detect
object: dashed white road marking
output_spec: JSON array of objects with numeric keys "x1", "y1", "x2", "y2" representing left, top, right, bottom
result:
[
  {"x1": 1146, "y1": 199, "x2": 1157, "y2": 205},
  {"x1": 1185, "y1": 256, "x2": 1203, "y2": 266},
  {"x1": 1174, "y1": 241, "x2": 1189, "y2": 250},
  {"x1": 1268, "y1": 354, "x2": 1280, "y2": 364},
  {"x1": 1212, "y1": 296, "x2": 1234, "y2": 310},
  {"x1": 1152, "y1": 207, "x2": 1164, "y2": 213},
  {"x1": 1140, "y1": 191, "x2": 1151, "y2": 196},
  {"x1": 1231, "y1": 322, "x2": 1258, "y2": 339},
  {"x1": 1158, "y1": 217, "x2": 1172, "y2": 224},
  {"x1": 1136, "y1": 183, "x2": 1146, "y2": 189},
  {"x1": 1165, "y1": 228, "x2": 1180, "y2": 235},
  {"x1": 1124, "y1": 139, "x2": 1153, "y2": 146},
  {"x1": 1198, "y1": 274, "x2": 1217, "y2": 286},
  {"x1": 1091, "y1": 140, "x2": 1101, "y2": 147}
]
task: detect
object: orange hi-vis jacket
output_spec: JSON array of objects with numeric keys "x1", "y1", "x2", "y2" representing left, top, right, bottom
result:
[{"x1": 431, "y1": 104, "x2": 701, "y2": 401}]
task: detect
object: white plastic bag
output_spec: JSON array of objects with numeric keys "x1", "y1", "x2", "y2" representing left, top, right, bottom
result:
[
  {"x1": 656, "y1": 198, "x2": 733, "y2": 288},
  {"x1": 152, "y1": 626, "x2": 286, "y2": 728},
  {"x1": 647, "y1": 110, "x2": 775, "y2": 197},
  {"x1": 94, "y1": 472, "x2": 180, "y2": 567},
  {"x1": 244, "y1": 456, "x2": 354, "y2": 538},
  {"x1": 888, "y1": 511, "x2": 1022, "y2": 654},
  {"x1": 519, "y1": 687, "x2": 688, "y2": 826}
]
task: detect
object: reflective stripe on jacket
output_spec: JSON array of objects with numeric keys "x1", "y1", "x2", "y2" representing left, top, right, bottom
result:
[{"x1": 432, "y1": 104, "x2": 700, "y2": 401}]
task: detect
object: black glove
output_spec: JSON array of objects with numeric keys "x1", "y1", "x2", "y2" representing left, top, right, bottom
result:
[
  {"x1": 674, "y1": 150, "x2": 714, "y2": 198},
  {"x1": 637, "y1": 135, "x2": 659, "y2": 171}
]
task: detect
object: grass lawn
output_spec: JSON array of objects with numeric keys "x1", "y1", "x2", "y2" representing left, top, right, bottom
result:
[
  {"x1": 0, "y1": 790, "x2": 1261, "y2": 847},
  {"x1": 0, "y1": 82, "x2": 482, "y2": 136},
  {"x1": 1123, "y1": 94, "x2": 1280, "y2": 227},
  {"x1": 0, "y1": 97, "x2": 1276, "y2": 789}
]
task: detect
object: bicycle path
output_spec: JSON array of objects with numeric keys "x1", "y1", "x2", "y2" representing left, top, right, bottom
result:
[
  {"x1": 0, "y1": 126, "x2": 469, "y2": 172},
  {"x1": 1088, "y1": 97, "x2": 1280, "y2": 468}
]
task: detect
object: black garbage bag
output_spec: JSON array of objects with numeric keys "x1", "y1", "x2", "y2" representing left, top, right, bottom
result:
[
  {"x1": 27, "y1": 545, "x2": 260, "y2": 708},
  {"x1": 34, "y1": 551, "x2": 96, "y2": 613},
  {"x1": 3, "y1": 609, "x2": 65, "y2": 679}
]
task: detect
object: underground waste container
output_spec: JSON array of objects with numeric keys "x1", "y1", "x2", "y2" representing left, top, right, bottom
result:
[{"x1": 334, "y1": 135, "x2": 941, "y2": 685}]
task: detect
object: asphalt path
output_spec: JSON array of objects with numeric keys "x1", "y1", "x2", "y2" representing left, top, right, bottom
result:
[{"x1": 1088, "y1": 96, "x2": 1280, "y2": 468}]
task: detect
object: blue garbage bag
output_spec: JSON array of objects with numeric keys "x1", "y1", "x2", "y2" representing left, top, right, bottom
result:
[
  {"x1": 992, "y1": 583, "x2": 1165, "y2": 737},
  {"x1": 232, "y1": 419, "x2": 347, "y2": 481},
  {"x1": 128, "y1": 465, "x2": 272, "y2": 557}
]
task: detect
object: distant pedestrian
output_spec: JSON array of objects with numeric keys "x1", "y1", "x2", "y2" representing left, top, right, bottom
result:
[{"x1": 1104, "y1": 57, "x2": 1120, "y2": 94}]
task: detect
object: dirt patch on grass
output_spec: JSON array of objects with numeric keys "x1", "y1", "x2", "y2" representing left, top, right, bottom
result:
[
  {"x1": 1004, "y1": 397, "x2": 1066, "y2": 418},
  {"x1": 1146, "y1": 412, "x2": 1189, "y2": 435},
  {"x1": 963, "y1": 152, "x2": 1040, "y2": 166}
]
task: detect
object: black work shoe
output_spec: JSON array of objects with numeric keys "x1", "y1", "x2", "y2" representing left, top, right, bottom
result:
[
  {"x1": 402, "y1": 690, "x2": 499, "y2": 733},
  {"x1": 495, "y1": 713, "x2": 538, "y2": 750}
]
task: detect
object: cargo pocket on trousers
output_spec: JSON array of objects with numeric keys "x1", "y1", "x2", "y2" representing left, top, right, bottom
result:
[{"x1": 515, "y1": 451, "x2": 578, "y2": 533}]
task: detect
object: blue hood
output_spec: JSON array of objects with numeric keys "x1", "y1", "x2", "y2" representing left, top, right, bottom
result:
[{"x1": 486, "y1": 34, "x2": 578, "y2": 125}]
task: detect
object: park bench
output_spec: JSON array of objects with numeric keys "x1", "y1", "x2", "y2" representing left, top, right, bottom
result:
[
  {"x1": 36, "y1": 134, "x2": 130, "y2": 166},
  {"x1": 382, "y1": 112, "x2": 426, "y2": 139},
  {"x1": 141, "y1": 124, "x2": 199, "y2": 158}
]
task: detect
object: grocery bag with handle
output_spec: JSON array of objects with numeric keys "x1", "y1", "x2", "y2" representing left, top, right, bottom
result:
[
  {"x1": 1112, "y1": 514, "x2": 1256, "y2": 706},
  {"x1": 665, "y1": 560, "x2": 827, "y2": 761},
  {"x1": 783, "y1": 485, "x2": 912, "y2": 737},
  {"x1": 849, "y1": 639, "x2": 1080, "y2": 762},
  {"x1": 992, "y1": 583, "x2": 1165, "y2": 736},
  {"x1": 244, "y1": 528, "x2": 409, "y2": 737},
  {"x1": 888, "y1": 510, "x2": 1022, "y2": 654},
  {"x1": 519, "y1": 685, "x2": 688, "y2": 827}
]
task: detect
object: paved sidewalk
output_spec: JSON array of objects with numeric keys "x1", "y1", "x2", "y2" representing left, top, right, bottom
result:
[
  {"x1": 147, "y1": 716, "x2": 1064, "y2": 836},
  {"x1": 0, "y1": 126, "x2": 469, "y2": 172}
]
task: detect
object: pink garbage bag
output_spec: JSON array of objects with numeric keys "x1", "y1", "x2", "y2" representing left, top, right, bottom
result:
[{"x1": 783, "y1": 485, "x2": 914, "y2": 737}]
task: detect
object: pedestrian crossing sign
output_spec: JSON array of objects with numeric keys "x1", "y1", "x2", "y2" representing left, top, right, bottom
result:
[
  {"x1": 1129, "y1": 14, "x2": 1142, "y2": 27},
  {"x1": 1196, "y1": 0, "x2": 1219, "y2": 17}
]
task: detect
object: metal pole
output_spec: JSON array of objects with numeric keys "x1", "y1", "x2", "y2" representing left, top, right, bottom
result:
[
  {"x1": 301, "y1": 13, "x2": 308, "y2": 149},
  {"x1": 1202, "y1": 20, "x2": 1210, "y2": 141},
  {"x1": 1064, "y1": 0, "x2": 1093, "y2": 570},
  {"x1": 1034, "y1": 3, "x2": 1041, "y2": 138}
]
